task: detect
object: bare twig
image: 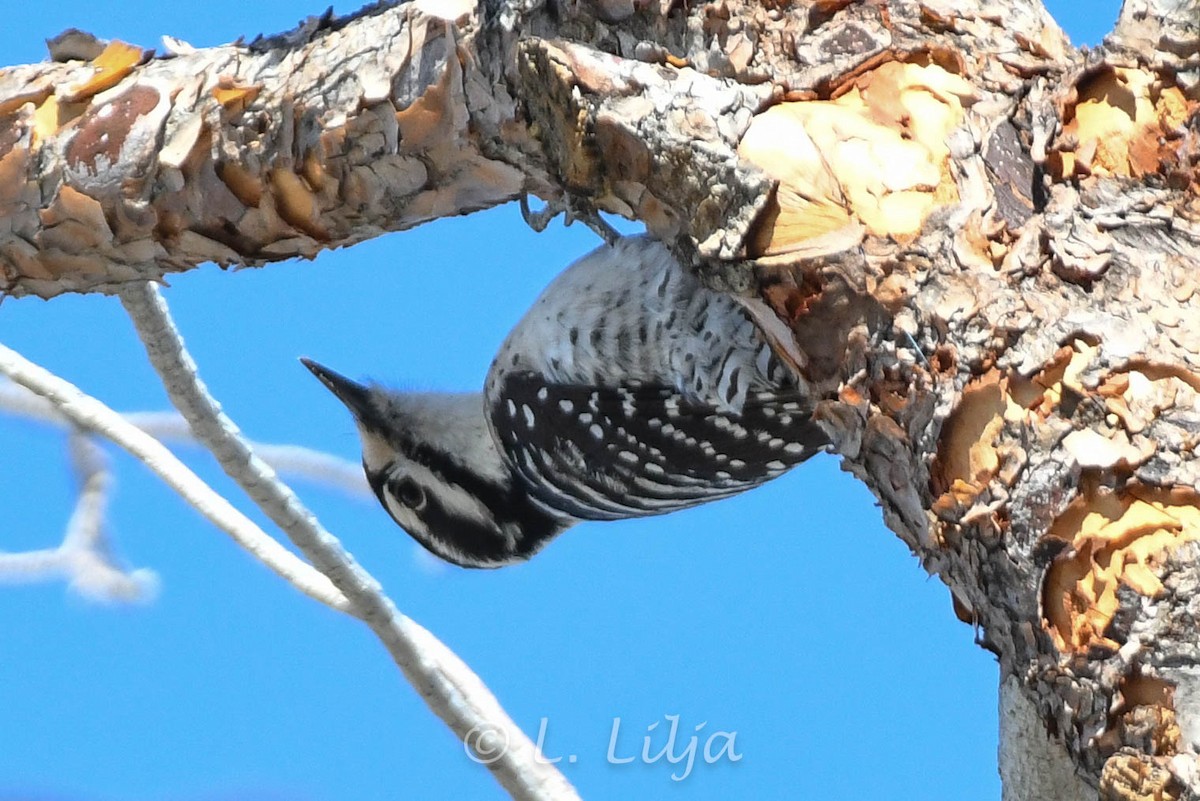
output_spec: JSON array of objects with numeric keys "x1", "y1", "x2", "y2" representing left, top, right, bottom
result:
[
  {"x1": 0, "y1": 341, "x2": 352, "y2": 613},
  {"x1": 0, "y1": 379, "x2": 363, "y2": 600},
  {"x1": 117, "y1": 282, "x2": 579, "y2": 801},
  {"x1": 0, "y1": 424, "x2": 156, "y2": 602},
  {"x1": 63, "y1": 430, "x2": 159, "y2": 601},
  {"x1": 0, "y1": 381, "x2": 370, "y2": 499}
]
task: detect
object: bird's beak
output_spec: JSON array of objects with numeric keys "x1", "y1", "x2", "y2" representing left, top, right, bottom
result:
[{"x1": 300, "y1": 358, "x2": 374, "y2": 420}]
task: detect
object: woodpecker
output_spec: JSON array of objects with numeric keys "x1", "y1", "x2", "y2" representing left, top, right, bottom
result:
[{"x1": 303, "y1": 236, "x2": 828, "y2": 568}]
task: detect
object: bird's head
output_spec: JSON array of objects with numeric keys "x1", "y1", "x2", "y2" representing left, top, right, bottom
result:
[{"x1": 301, "y1": 358, "x2": 570, "y2": 568}]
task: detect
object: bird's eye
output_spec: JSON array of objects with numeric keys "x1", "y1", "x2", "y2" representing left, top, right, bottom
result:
[{"x1": 392, "y1": 476, "x2": 427, "y2": 510}]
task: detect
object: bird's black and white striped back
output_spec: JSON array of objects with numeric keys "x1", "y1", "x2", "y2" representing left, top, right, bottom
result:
[{"x1": 484, "y1": 237, "x2": 827, "y2": 523}]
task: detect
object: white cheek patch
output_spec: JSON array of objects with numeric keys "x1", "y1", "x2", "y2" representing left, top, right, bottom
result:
[{"x1": 358, "y1": 426, "x2": 396, "y2": 473}]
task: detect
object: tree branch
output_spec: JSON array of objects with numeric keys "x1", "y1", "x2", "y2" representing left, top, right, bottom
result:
[
  {"x1": 0, "y1": 380, "x2": 372, "y2": 500},
  {"x1": 61, "y1": 429, "x2": 158, "y2": 600},
  {"x1": 0, "y1": 341, "x2": 351, "y2": 612},
  {"x1": 0, "y1": 427, "x2": 158, "y2": 602},
  {"x1": 0, "y1": 4, "x2": 533, "y2": 296}
]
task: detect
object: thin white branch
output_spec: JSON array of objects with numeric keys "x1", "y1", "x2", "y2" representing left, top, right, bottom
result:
[
  {"x1": 62, "y1": 430, "x2": 159, "y2": 601},
  {"x1": 0, "y1": 341, "x2": 352, "y2": 613},
  {"x1": 117, "y1": 282, "x2": 578, "y2": 801},
  {"x1": 63, "y1": 429, "x2": 111, "y2": 555},
  {"x1": 0, "y1": 548, "x2": 65, "y2": 579},
  {"x1": 0, "y1": 381, "x2": 370, "y2": 499},
  {"x1": 0, "y1": 423, "x2": 155, "y2": 602},
  {"x1": 0, "y1": 379, "x2": 360, "y2": 600},
  {"x1": 121, "y1": 411, "x2": 370, "y2": 497}
]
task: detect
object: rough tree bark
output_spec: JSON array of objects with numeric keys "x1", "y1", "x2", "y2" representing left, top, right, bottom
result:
[{"x1": 1, "y1": 0, "x2": 1198, "y2": 798}]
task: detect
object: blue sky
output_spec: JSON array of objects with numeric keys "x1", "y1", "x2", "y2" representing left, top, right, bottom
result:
[{"x1": 0, "y1": 3, "x2": 1118, "y2": 800}]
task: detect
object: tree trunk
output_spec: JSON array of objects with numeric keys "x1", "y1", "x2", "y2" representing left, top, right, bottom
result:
[{"x1": 2, "y1": 0, "x2": 1198, "y2": 797}]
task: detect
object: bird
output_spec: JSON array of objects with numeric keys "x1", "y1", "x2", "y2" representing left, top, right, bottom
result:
[{"x1": 302, "y1": 236, "x2": 828, "y2": 568}]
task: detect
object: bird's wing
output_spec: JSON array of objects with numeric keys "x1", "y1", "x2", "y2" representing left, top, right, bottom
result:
[{"x1": 489, "y1": 371, "x2": 828, "y2": 521}]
